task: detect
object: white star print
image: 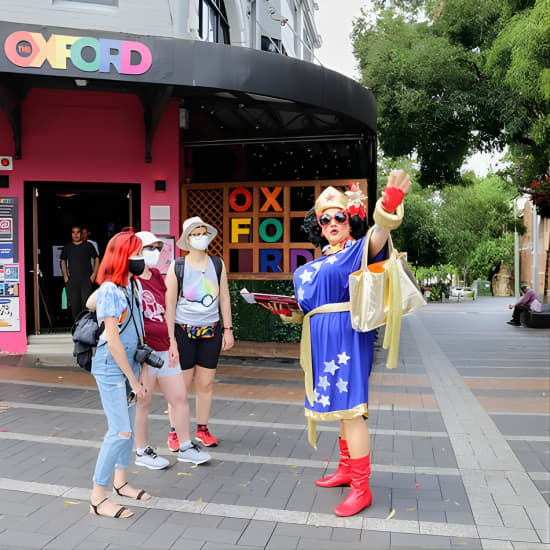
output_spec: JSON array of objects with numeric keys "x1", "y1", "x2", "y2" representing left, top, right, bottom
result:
[
  {"x1": 337, "y1": 351, "x2": 351, "y2": 365},
  {"x1": 297, "y1": 287, "x2": 305, "y2": 301},
  {"x1": 299, "y1": 270, "x2": 313, "y2": 284},
  {"x1": 311, "y1": 262, "x2": 322, "y2": 272},
  {"x1": 323, "y1": 360, "x2": 339, "y2": 376},
  {"x1": 318, "y1": 375, "x2": 330, "y2": 391},
  {"x1": 336, "y1": 378, "x2": 349, "y2": 393},
  {"x1": 319, "y1": 395, "x2": 330, "y2": 407},
  {"x1": 313, "y1": 389, "x2": 320, "y2": 403},
  {"x1": 326, "y1": 255, "x2": 339, "y2": 264}
]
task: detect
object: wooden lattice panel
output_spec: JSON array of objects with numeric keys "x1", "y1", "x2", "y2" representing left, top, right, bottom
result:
[{"x1": 186, "y1": 188, "x2": 224, "y2": 257}]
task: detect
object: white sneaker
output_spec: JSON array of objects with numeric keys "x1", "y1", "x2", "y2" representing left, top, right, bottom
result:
[
  {"x1": 135, "y1": 446, "x2": 170, "y2": 470},
  {"x1": 177, "y1": 442, "x2": 211, "y2": 465}
]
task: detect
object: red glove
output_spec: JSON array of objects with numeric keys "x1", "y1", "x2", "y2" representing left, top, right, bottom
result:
[{"x1": 381, "y1": 187, "x2": 405, "y2": 212}]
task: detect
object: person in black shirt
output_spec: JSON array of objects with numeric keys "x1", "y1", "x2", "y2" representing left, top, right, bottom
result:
[{"x1": 60, "y1": 225, "x2": 99, "y2": 320}]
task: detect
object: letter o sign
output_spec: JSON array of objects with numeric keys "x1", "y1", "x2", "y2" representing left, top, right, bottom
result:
[
  {"x1": 259, "y1": 218, "x2": 283, "y2": 243},
  {"x1": 229, "y1": 187, "x2": 252, "y2": 212}
]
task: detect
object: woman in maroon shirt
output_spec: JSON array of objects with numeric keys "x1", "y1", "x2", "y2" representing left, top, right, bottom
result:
[{"x1": 133, "y1": 232, "x2": 211, "y2": 468}]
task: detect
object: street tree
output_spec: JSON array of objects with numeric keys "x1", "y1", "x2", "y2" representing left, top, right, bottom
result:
[{"x1": 352, "y1": 0, "x2": 549, "y2": 187}]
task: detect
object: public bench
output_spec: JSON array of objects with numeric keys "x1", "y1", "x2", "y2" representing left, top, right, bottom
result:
[{"x1": 520, "y1": 303, "x2": 550, "y2": 329}]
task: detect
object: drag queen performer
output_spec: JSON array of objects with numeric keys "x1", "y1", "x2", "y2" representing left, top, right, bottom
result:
[{"x1": 284, "y1": 170, "x2": 410, "y2": 517}]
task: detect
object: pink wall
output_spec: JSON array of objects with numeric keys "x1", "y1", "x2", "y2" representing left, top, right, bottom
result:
[{"x1": 0, "y1": 88, "x2": 180, "y2": 354}]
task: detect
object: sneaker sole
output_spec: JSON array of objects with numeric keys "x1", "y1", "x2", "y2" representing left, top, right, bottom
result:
[
  {"x1": 177, "y1": 456, "x2": 211, "y2": 465},
  {"x1": 194, "y1": 437, "x2": 218, "y2": 447},
  {"x1": 134, "y1": 459, "x2": 170, "y2": 470}
]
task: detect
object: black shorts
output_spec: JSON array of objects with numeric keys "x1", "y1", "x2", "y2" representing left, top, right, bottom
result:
[{"x1": 175, "y1": 322, "x2": 222, "y2": 370}]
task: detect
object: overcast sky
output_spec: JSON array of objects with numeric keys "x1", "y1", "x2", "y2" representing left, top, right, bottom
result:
[{"x1": 314, "y1": 0, "x2": 506, "y2": 176}]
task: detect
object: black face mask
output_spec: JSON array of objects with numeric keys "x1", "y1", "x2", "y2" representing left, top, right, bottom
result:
[{"x1": 129, "y1": 257, "x2": 145, "y2": 276}]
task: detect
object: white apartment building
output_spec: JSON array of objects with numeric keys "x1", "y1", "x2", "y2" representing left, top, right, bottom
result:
[{"x1": 0, "y1": 0, "x2": 322, "y2": 61}]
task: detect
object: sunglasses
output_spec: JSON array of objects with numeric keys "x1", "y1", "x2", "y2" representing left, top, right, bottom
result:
[
  {"x1": 317, "y1": 211, "x2": 349, "y2": 227},
  {"x1": 145, "y1": 245, "x2": 163, "y2": 252}
]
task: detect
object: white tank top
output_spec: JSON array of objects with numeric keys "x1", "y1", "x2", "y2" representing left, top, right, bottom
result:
[{"x1": 175, "y1": 257, "x2": 220, "y2": 325}]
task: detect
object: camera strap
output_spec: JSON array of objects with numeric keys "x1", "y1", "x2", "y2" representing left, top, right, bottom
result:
[{"x1": 122, "y1": 279, "x2": 145, "y2": 347}]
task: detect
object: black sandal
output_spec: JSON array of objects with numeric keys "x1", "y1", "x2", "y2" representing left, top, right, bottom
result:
[
  {"x1": 89, "y1": 497, "x2": 132, "y2": 518},
  {"x1": 113, "y1": 482, "x2": 148, "y2": 500}
]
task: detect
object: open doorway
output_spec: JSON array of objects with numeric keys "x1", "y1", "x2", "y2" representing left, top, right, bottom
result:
[{"x1": 24, "y1": 182, "x2": 141, "y2": 334}]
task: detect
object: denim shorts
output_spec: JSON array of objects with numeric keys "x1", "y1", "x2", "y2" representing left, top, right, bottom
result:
[{"x1": 146, "y1": 350, "x2": 180, "y2": 378}]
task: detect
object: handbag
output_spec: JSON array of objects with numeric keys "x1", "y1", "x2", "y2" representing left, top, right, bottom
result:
[
  {"x1": 72, "y1": 309, "x2": 104, "y2": 347},
  {"x1": 349, "y1": 227, "x2": 426, "y2": 366},
  {"x1": 71, "y1": 309, "x2": 104, "y2": 372}
]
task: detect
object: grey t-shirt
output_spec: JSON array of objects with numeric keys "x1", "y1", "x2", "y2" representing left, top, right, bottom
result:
[{"x1": 175, "y1": 258, "x2": 220, "y2": 325}]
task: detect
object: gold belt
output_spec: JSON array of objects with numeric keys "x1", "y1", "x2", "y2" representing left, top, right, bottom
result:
[{"x1": 300, "y1": 301, "x2": 350, "y2": 448}]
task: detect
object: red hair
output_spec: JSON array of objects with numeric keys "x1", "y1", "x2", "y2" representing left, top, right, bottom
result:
[{"x1": 97, "y1": 230, "x2": 141, "y2": 286}]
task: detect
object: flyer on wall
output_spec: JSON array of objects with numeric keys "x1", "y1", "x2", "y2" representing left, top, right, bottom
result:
[{"x1": 157, "y1": 236, "x2": 175, "y2": 275}]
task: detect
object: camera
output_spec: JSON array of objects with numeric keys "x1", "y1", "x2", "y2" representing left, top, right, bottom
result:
[{"x1": 134, "y1": 344, "x2": 164, "y2": 369}]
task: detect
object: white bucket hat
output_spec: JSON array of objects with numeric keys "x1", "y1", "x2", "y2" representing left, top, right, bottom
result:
[
  {"x1": 176, "y1": 216, "x2": 218, "y2": 251},
  {"x1": 135, "y1": 231, "x2": 163, "y2": 247}
]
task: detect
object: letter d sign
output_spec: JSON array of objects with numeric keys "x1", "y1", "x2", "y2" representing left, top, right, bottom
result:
[{"x1": 0, "y1": 157, "x2": 13, "y2": 170}]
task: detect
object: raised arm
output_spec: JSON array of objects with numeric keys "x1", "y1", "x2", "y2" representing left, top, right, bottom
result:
[{"x1": 369, "y1": 170, "x2": 411, "y2": 259}]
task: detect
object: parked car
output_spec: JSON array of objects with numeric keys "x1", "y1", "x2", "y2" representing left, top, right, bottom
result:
[{"x1": 449, "y1": 287, "x2": 473, "y2": 297}]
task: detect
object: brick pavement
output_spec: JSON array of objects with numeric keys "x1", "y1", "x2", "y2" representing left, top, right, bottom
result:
[{"x1": 0, "y1": 297, "x2": 548, "y2": 549}]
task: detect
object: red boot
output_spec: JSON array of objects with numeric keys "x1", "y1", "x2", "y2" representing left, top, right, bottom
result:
[
  {"x1": 334, "y1": 454, "x2": 372, "y2": 517},
  {"x1": 316, "y1": 438, "x2": 352, "y2": 488}
]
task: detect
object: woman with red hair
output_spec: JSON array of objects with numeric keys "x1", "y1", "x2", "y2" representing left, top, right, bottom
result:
[{"x1": 89, "y1": 230, "x2": 149, "y2": 519}]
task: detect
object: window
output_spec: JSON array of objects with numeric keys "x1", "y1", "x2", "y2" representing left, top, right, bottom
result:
[
  {"x1": 261, "y1": 36, "x2": 287, "y2": 55},
  {"x1": 196, "y1": 0, "x2": 230, "y2": 44}
]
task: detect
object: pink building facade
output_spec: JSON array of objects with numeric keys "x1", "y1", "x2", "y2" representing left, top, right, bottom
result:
[{"x1": 0, "y1": 88, "x2": 180, "y2": 353}]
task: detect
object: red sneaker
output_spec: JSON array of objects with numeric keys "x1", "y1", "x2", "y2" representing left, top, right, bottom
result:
[
  {"x1": 167, "y1": 431, "x2": 180, "y2": 452},
  {"x1": 195, "y1": 427, "x2": 218, "y2": 447}
]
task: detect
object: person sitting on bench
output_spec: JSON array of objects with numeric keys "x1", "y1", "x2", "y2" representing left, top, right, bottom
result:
[{"x1": 507, "y1": 284, "x2": 542, "y2": 326}]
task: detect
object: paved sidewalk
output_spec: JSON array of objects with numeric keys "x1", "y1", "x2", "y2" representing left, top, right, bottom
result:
[{"x1": 0, "y1": 297, "x2": 548, "y2": 549}]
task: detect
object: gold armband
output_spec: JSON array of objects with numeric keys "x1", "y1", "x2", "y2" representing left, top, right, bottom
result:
[{"x1": 373, "y1": 198, "x2": 404, "y2": 230}]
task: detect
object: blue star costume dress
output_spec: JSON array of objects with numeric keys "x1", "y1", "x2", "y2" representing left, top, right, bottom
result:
[{"x1": 293, "y1": 237, "x2": 386, "y2": 447}]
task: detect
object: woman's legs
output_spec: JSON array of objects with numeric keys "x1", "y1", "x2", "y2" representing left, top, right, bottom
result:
[
  {"x1": 159, "y1": 373, "x2": 191, "y2": 444},
  {"x1": 333, "y1": 416, "x2": 372, "y2": 517},
  {"x1": 91, "y1": 375, "x2": 138, "y2": 515},
  {"x1": 134, "y1": 367, "x2": 155, "y2": 450},
  {"x1": 342, "y1": 416, "x2": 370, "y2": 458},
  {"x1": 316, "y1": 420, "x2": 353, "y2": 488},
  {"x1": 194, "y1": 366, "x2": 216, "y2": 425}
]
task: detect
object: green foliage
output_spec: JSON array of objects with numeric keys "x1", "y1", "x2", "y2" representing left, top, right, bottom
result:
[
  {"x1": 414, "y1": 264, "x2": 456, "y2": 300},
  {"x1": 467, "y1": 234, "x2": 515, "y2": 281},
  {"x1": 485, "y1": 0, "x2": 550, "y2": 186},
  {"x1": 352, "y1": 0, "x2": 550, "y2": 187},
  {"x1": 391, "y1": 186, "x2": 444, "y2": 266},
  {"x1": 437, "y1": 175, "x2": 518, "y2": 267},
  {"x1": 228, "y1": 279, "x2": 301, "y2": 343}
]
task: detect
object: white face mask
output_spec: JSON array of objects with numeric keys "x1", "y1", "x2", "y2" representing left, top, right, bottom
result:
[
  {"x1": 143, "y1": 249, "x2": 160, "y2": 267},
  {"x1": 189, "y1": 234, "x2": 210, "y2": 251}
]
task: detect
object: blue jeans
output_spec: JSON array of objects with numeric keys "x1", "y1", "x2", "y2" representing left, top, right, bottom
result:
[
  {"x1": 92, "y1": 369, "x2": 140, "y2": 487},
  {"x1": 92, "y1": 334, "x2": 141, "y2": 487}
]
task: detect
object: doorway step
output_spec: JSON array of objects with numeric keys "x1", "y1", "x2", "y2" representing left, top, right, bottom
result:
[{"x1": 26, "y1": 333, "x2": 77, "y2": 368}]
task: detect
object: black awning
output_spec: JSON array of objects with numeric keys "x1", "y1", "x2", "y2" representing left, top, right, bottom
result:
[{"x1": 0, "y1": 21, "x2": 376, "y2": 135}]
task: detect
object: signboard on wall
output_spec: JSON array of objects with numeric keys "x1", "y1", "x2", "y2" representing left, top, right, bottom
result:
[
  {"x1": 0, "y1": 198, "x2": 19, "y2": 331},
  {"x1": 183, "y1": 180, "x2": 367, "y2": 278}
]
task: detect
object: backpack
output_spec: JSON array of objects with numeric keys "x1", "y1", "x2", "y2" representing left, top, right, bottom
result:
[
  {"x1": 71, "y1": 283, "x2": 135, "y2": 371},
  {"x1": 174, "y1": 255, "x2": 223, "y2": 299},
  {"x1": 71, "y1": 309, "x2": 104, "y2": 372}
]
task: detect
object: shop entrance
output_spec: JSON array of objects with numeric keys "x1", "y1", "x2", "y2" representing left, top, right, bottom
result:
[{"x1": 24, "y1": 182, "x2": 141, "y2": 335}]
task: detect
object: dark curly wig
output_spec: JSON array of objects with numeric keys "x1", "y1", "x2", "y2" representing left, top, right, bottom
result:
[{"x1": 300, "y1": 207, "x2": 369, "y2": 248}]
